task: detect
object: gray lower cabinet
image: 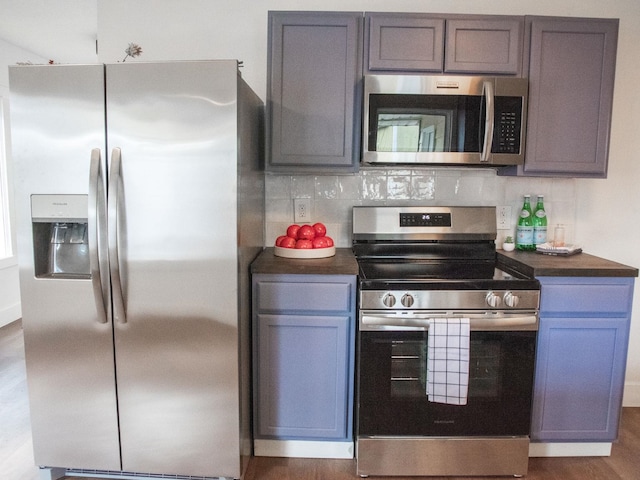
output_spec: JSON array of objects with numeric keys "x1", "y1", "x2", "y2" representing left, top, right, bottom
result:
[
  {"x1": 532, "y1": 277, "x2": 634, "y2": 442},
  {"x1": 252, "y1": 274, "x2": 356, "y2": 445},
  {"x1": 266, "y1": 11, "x2": 363, "y2": 172},
  {"x1": 509, "y1": 16, "x2": 618, "y2": 177},
  {"x1": 364, "y1": 12, "x2": 524, "y2": 75}
]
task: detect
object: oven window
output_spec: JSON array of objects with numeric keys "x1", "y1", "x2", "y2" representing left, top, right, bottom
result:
[
  {"x1": 390, "y1": 339, "x2": 427, "y2": 397},
  {"x1": 358, "y1": 330, "x2": 536, "y2": 437},
  {"x1": 389, "y1": 337, "x2": 502, "y2": 399}
]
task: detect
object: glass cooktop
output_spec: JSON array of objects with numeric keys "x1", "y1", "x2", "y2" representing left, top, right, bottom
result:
[{"x1": 357, "y1": 260, "x2": 539, "y2": 291}]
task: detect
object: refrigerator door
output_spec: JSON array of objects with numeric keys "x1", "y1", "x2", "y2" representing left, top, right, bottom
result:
[
  {"x1": 9, "y1": 65, "x2": 121, "y2": 470},
  {"x1": 105, "y1": 61, "x2": 242, "y2": 477}
]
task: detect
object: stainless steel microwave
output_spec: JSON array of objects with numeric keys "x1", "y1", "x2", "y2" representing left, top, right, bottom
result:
[{"x1": 362, "y1": 75, "x2": 528, "y2": 167}]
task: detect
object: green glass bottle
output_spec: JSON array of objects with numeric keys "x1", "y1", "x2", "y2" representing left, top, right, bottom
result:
[
  {"x1": 533, "y1": 195, "x2": 548, "y2": 245},
  {"x1": 516, "y1": 195, "x2": 534, "y2": 251}
]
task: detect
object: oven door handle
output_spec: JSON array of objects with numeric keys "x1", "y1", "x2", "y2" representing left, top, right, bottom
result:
[{"x1": 360, "y1": 313, "x2": 538, "y2": 331}]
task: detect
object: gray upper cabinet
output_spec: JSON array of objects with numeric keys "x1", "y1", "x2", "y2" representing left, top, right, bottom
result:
[
  {"x1": 365, "y1": 13, "x2": 444, "y2": 72},
  {"x1": 444, "y1": 18, "x2": 523, "y2": 74},
  {"x1": 365, "y1": 13, "x2": 524, "y2": 75},
  {"x1": 512, "y1": 16, "x2": 618, "y2": 177},
  {"x1": 267, "y1": 11, "x2": 363, "y2": 172}
]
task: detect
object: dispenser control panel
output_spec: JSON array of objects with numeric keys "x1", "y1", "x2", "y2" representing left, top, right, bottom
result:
[{"x1": 31, "y1": 194, "x2": 88, "y2": 222}]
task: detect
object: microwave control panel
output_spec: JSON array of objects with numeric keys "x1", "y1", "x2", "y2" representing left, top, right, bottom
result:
[{"x1": 493, "y1": 97, "x2": 523, "y2": 154}]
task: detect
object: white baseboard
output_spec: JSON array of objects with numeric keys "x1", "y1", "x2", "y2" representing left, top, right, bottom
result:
[
  {"x1": 623, "y1": 381, "x2": 640, "y2": 406},
  {"x1": 529, "y1": 442, "x2": 612, "y2": 457},
  {"x1": 38, "y1": 467, "x2": 66, "y2": 480},
  {"x1": 254, "y1": 439, "x2": 354, "y2": 459},
  {"x1": 0, "y1": 302, "x2": 21, "y2": 328}
]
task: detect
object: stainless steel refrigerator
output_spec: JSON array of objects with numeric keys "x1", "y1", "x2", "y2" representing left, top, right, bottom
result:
[{"x1": 9, "y1": 60, "x2": 264, "y2": 479}]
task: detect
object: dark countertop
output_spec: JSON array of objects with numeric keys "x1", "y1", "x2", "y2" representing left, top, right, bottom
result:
[
  {"x1": 252, "y1": 247, "x2": 637, "y2": 278},
  {"x1": 251, "y1": 247, "x2": 359, "y2": 276},
  {"x1": 497, "y1": 250, "x2": 639, "y2": 278}
]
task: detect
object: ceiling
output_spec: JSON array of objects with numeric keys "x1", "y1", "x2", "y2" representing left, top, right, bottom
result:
[{"x1": 0, "y1": 1, "x2": 98, "y2": 63}]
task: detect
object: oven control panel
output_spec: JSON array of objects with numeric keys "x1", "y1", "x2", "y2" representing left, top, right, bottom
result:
[
  {"x1": 361, "y1": 289, "x2": 540, "y2": 311},
  {"x1": 399, "y1": 212, "x2": 451, "y2": 227}
]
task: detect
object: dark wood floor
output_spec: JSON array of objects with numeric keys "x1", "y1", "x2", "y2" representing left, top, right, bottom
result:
[{"x1": 3, "y1": 319, "x2": 640, "y2": 480}]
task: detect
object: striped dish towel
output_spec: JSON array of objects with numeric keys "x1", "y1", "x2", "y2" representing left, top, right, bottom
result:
[{"x1": 426, "y1": 317, "x2": 470, "y2": 405}]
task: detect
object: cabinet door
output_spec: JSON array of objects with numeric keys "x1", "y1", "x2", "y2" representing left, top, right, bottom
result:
[
  {"x1": 255, "y1": 314, "x2": 351, "y2": 439},
  {"x1": 521, "y1": 17, "x2": 618, "y2": 177},
  {"x1": 531, "y1": 316, "x2": 628, "y2": 441},
  {"x1": 267, "y1": 12, "x2": 362, "y2": 172},
  {"x1": 365, "y1": 13, "x2": 445, "y2": 72},
  {"x1": 444, "y1": 17, "x2": 523, "y2": 75},
  {"x1": 365, "y1": 14, "x2": 523, "y2": 75},
  {"x1": 531, "y1": 277, "x2": 634, "y2": 442}
]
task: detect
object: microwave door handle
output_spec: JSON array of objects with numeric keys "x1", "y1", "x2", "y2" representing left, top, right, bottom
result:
[
  {"x1": 481, "y1": 81, "x2": 495, "y2": 162},
  {"x1": 108, "y1": 147, "x2": 127, "y2": 324},
  {"x1": 89, "y1": 149, "x2": 109, "y2": 324}
]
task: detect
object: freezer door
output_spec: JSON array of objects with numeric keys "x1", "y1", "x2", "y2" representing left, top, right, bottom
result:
[
  {"x1": 9, "y1": 65, "x2": 121, "y2": 470},
  {"x1": 105, "y1": 61, "x2": 243, "y2": 478}
]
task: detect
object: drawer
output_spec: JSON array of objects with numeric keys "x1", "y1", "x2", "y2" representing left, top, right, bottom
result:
[
  {"x1": 539, "y1": 277, "x2": 634, "y2": 314},
  {"x1": 255, "y1": 277, "x2": 354, "y2": 312}
]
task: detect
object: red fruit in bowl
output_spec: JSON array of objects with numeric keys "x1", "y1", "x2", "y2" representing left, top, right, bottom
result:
[
  {"x1": 279, "y1": 236, "x2": 297, "y2": 248},
  {"x1": 325, "y1": 236, "x2": 334, "y2": 247},
  {"x1": 297, "y1": 224, "x2": 316, "y2": 240},
  {"x1": 312, "y1": 237, "x2": 330, "y2": 248},
  {"x1": 312, "y1": 222, "x2": 327, "y2": 237},
  {"x1": 286, "y1": 224, "x2": 301, "y2": 239},
  {"x1": 275, "y1": 235, "x2": 287, "y2": 246},
  {"x1": 295, "y1": 239, "x2": 314, "y2": 249}
]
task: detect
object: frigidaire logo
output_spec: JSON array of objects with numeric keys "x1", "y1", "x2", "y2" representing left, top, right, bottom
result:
[
  {"x1": 435, "y1": 81, "x2": 459, "y2": 89},
  {"x1": 52, "y1": 202, "x2": 68, "y2": 206},
  {"x1": 434, "y1": 420, "x2": 455, "y2": 424}
]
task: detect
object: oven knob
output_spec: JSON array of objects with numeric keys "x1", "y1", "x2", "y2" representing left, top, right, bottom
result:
[
  {"x1": 504, "y1": 291, "x2": 520, "y2": 307},
  {"x1": 382, "y1": 293, "x2": 397, "y2": 307},
  {"x1": 401, "y1": 294, "x2": 415, "y2": 307},
  {"x1": 486, "y1": 291, "x2": 502, "y2": 308}
]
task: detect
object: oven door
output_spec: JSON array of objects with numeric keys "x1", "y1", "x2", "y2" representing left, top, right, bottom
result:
[{"x1": 357, "y1": 311, "x2": 537, "y2": 437}]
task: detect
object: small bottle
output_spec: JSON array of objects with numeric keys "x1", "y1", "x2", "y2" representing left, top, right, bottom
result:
[
  {"x1": 533, "y1": 195, "x2": 548, "y2": 245},
  {"x1": 516, "y1": 195, "x2": 534, "y2": 251}
]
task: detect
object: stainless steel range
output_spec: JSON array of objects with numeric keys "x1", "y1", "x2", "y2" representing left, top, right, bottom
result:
[{"x1": 353, "y1": 206, "x2": 540, "y2": 478}]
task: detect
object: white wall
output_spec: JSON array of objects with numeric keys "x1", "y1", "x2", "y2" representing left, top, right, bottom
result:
[
  {"x1": 2, "y1": 0, "x2": 639, "y2": 404},
  {"x1": 0, "y1": 89, "x2": 21, "y2": 327}
]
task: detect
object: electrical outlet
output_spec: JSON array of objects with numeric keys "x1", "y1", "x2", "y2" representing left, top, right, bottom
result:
[
  {"x1": 294, "y1": 198, "x2": 311, "y2": 223},
  {"x1": 497, "y1": 206, "x2": 511, "y2": 230}
]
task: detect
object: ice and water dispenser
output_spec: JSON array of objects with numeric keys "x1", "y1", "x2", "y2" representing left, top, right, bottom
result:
[{"x1": 31, "y1": 194, "x2": 90, "y2": 279}]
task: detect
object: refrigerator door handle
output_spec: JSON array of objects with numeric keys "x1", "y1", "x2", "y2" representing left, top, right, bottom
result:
[
  {"x1": 108, "y1": 147, "x2": 127, "y2": 324},
  {"x1": 88, "y1": 149, "x2": 108, "y2": 324}
]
